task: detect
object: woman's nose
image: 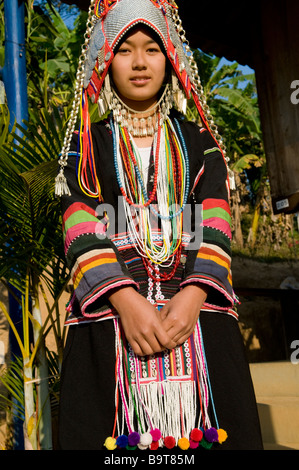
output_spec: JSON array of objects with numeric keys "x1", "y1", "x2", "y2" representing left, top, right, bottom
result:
[{"x1": 132, "y1": 50, "x2": 147, "y2": 69}]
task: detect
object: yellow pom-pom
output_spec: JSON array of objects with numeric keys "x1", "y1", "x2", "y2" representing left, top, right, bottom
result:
[
  {"x1": 178, "y1": 437, "x2": 190, "y2": 450},
  {"x1": 104, "y1": 436, "x2": 117, "y2": 450},
  {"x1": 217, "y1": 429, "x2": 228, "y2": 444}
]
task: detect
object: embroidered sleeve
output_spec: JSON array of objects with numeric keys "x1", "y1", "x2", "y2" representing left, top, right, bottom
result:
[
  {"x1": 61, "y1": 135, "x2": 138, "y2": 319},
  {"x1": 180, "y1": 127, "x2": 237, "y2": 313}
]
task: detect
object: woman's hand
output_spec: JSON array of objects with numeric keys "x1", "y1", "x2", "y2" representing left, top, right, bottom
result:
[
  {"x1": 107, "y1": 287, "x2": 176, "y2": 356},
  {"x1": 160, "y1": 284, "x2": 208, "y2": 346}
]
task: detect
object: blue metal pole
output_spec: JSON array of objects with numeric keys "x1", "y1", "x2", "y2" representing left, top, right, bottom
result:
[
  {"x1": 3, "y1": 0, "x2": 29, "y2": 450},
  {"x1": 3, "y1": 0, "x2": 28, "y2": 133}
]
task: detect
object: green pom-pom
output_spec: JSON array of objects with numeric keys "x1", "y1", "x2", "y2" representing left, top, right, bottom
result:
[{"x1": 200, "y1": 437, "x2": 213, "y2": 449}]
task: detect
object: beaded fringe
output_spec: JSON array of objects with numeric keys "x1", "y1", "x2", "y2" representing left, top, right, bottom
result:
[{"x1": 103, "y1": 318, "x2": 228, "y2": 451}]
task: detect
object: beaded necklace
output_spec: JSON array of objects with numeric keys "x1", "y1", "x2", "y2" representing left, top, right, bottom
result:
[
  {"x1": 111, "y1": 84, "x2": 172, "y2": 137},
  {"x1": 111, "y1": 114, "x2": 189, "y2": 276}
]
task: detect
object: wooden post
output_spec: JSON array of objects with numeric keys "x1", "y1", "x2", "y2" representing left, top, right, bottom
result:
[{"x1": 253, "y1": 0, "x2": 299, "y2": 214}]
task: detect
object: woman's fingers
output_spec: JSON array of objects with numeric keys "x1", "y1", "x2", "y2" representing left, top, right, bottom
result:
[{"x1": 130, "y1": 328, "x2": 177, "y2": 356}]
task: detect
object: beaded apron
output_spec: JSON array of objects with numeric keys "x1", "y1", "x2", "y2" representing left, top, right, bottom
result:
[
  {"x1": 102, "y1": 118, "x2": 228, "y2": 451},
  {"x1": 103, "y1": 309, "x2": 228, "y2": 451}
]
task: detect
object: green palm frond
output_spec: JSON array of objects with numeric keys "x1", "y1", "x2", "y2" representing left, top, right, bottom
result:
[
  {"x1": 0, "y1": 356, "x2": 25, "y2": 421},
  {"x1": 0, "y1": 108, "x2": 68, "y2": 295},
  {"x1": 213, "y1": 86, "x2": 261, "y2": 136}
]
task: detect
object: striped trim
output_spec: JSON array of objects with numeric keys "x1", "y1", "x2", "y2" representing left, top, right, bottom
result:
[
  {"x1": 180, "y1": 274, "x2": 234, "y2": 306},
  {"x1": 64, "y1": 222, "x2": 104, "y2": 254},
  {"x1": 202, "y1": 198, "x2": 232, "y2": 239},
  {"x1": 204, "y1": 147, "x2": 221, "y2": 156},
  {"x1": 63, "y1": 202, "x2": 108, "y2": 254},
  {"x1": 65, "y1": 307, "x2": 238, "y2": 326},
  {"x1": 65, "y1": 311, "x2": 117, "y2": 325},
  {"x1": 111, "y1": 231, "x2": 192, "y2": 251},
  {"x1": 196, "y1": 242, "x2": 232, "y2": 286},
  {"x1": 80, "y1": 277, "x2": 138, "y2": 316},
  {"x1": 190, "y1": 162, "x2": 204, "y2": 195},
  {"x1": 71, "y1": 248, "x2": 118, "y2": 289},
  {"x1": 202, "y1": 198, "x2": 231, "y2": 215},
  {"x1": 62, "y1": 202, "x2": 99, "y2": 230},
  {"x1": 201, "y1": 306, "x2": 238, "y2": 320}
]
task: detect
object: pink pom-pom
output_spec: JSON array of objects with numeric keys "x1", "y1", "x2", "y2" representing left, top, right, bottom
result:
[
  {"x1": 190, "y1": 428, "x2": 203, "y2": 442},
  {"x1": 204, "y1": 427, "x2": 219, "y2": 443},
  {"x1": 150, "y1": 428, "x2": 162, "y2": 442},
  {"x1": 164, "y1": 436, "x2": 176, "y2": 449},
  {"x1": 189, "y1": 439, "x2": 199, "y2": 449}
]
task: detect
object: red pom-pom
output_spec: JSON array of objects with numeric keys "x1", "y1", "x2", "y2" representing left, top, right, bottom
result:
[
  {"x1": 150, "y1": 441, "x2": 159, "y2": 450},
  {"x1": 150, "y1": 428, "x2": 162, "y2": 442},
  {"x1": 164, "y1": 436, "x2": 176, "y2": 449},
  {"x1": 190, "y1": 428, "x2": 203, "y2": 442}
]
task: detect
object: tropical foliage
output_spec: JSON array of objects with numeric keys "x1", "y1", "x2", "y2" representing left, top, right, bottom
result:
[
  {"x1": 0, "y1": 0, "x2": 83, "y2": 449},
  {"x1": 192, "y1": 50, "x2": 298, "y2": 254},
  {"x1": 0, "y1": 105, "x2": 72, "y2": 448}
]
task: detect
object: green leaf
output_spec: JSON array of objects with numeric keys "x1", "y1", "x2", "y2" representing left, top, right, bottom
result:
[
  {"x1": 39, "y1": 57, "x2": 70, "y2": 76},
  {"x1": 214, "y1": 86, "x2": 261, "y2": 135},
  {"x1": 232, "y1": 154, "x2": 264, "y2": 173}
]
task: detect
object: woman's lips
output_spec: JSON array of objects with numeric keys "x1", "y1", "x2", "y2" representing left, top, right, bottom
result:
[{"x1": 130, "y1": 77, "x2": 151, "y2": 86}]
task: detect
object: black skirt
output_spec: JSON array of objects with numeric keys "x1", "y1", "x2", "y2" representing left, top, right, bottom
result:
[{"x1": 58, "y1": 312, "x2": 263, "y2": 451}]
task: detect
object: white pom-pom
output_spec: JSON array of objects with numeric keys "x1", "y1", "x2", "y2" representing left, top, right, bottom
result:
[
  {"x1": 139, "y1": 432, "x2": 153, "y2": 446},
  {"x1": 137, "y1": 442, "x2": 148, "y2": 450}
]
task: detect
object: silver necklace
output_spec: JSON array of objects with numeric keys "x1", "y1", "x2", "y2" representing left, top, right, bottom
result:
[{"x1": 110, "y1": 84, "x2": 173, "y2": 137}]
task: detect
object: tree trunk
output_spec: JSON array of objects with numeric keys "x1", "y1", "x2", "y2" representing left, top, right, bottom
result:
[
  {"x1": 23, "y1": 356, "x2": 37, "y2": 450},
  {"x1": 32, "y1": 291, "x2": 53, "y2": 450}
]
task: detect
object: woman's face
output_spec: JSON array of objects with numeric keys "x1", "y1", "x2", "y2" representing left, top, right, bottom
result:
[{"x1": 110, "y1": 27, "x2": 167, "y2": 112}]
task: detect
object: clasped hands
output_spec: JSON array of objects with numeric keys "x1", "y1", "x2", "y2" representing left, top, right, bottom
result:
[{"x1": 107, "y1": 284, "x2": 208, "y2": 357}]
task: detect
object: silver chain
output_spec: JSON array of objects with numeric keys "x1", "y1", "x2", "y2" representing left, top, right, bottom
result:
[{"x1": 57, "y1": 0, "x2": 97, "y2": 177}]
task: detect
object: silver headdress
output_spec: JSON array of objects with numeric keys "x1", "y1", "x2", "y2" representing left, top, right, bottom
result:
[{"x1": 55, "y1": 0, "x2": 228, "y2": 197}]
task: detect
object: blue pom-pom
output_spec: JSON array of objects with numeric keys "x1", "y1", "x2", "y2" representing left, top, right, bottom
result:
[
  {"x1": 128, "y1": 432, "x2": 140, "y2": 446},
  {"x1": 116, "y1": 434, "x2": 128, "y2": 448},
  {"x1": 204, "y1": 427, "x2": 219, "y2": 443}
]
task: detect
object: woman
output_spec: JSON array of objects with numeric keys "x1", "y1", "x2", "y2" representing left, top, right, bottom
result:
[{"x1": 56, "y1": 0, "x2": 263, "y2": 451}]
